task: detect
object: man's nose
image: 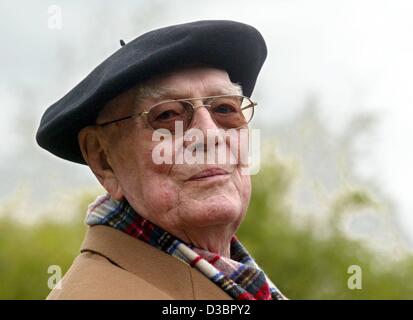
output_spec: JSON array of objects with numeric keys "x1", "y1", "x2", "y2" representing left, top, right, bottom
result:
[{"x1": 183, "y1": 105, "x2": 222, "y2": 150}]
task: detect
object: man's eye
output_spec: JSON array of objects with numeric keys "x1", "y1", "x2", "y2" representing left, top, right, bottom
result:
[
  {"x1": 156, "y1": 110, "x2": 179, "y2": 121},
  {"x1": 213, "y1": 104, "x2": 238, "y2": 114}
]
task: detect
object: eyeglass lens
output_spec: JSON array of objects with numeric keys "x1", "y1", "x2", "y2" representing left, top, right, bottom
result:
[{"x1": 146, "y1": 96, "x2": 254, "y2": 133}]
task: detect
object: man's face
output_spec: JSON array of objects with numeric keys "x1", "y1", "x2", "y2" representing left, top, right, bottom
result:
[{"x1": 92, "y1": 67, "x2": 252, "y2": 247}]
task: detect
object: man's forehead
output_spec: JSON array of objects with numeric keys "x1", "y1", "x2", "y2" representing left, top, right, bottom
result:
[
  {"x1": 145, "y1": 83, "x2": 240, "y2": 100},
  {"x1": 98, "y1": 67, "x2": 239, "y2": 121},
  {"x1": 143, "y1": 67, "x2": 236, "y2": 97}
]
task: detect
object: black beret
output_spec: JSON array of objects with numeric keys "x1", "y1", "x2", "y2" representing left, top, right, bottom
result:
[{"x1": 36, "y1": 20, "x2": 267, "y2": 164}]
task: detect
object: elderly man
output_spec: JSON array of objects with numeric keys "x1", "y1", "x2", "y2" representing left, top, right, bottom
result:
[{"x1": 36, "y1": 20, "x2": 285, "y2": 300}]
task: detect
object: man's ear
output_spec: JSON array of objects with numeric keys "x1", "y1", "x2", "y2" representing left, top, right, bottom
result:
[{"x1": 78, "y1": 127, "x2": 124, "y2": 201}]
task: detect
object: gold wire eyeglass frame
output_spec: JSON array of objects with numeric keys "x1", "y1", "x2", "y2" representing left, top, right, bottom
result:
[{"x1": 96, "y1": 94, "x2": 257, "y2": 131}]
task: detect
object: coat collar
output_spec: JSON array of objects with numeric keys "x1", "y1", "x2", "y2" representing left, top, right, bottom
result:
[{"x1": 80, "y1": 225, "x2": 232, "y2": 300}]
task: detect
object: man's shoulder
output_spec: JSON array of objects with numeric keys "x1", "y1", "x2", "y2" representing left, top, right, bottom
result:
[
  {"x1": 46, "y1": 226, "x2": 232, "y2": 300},
  {"x1": 46, "y1": 251, "x2": 172, "y2": 300}
]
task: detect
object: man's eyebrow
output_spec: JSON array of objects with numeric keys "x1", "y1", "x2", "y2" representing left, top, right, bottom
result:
[
  {"x1": 210, "y1": 84, "x2": 243, "y2": 96},
  {"x1": 153, "y1": 87, "x2": 186, "y2": 100},
  {"x1": 133, "y1": 83, "x2": 243, "y2": 113},
  {"x1": 146, "y1": 84, "x2": 242, "y2": 100}
]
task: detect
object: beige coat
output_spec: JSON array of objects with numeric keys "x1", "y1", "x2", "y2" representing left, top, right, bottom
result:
[{"x1": 47, "y1": 225, "x2": 231, "y2": 300}]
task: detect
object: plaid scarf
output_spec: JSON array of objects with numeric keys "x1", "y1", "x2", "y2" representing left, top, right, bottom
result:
[{"x1": 85, "y1": 194, "x2": 285, "y2": 300}]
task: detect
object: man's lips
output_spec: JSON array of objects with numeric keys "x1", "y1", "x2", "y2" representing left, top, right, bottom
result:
[{"x1": 188, "y1": 168, "x2": 229, "y2": 181}]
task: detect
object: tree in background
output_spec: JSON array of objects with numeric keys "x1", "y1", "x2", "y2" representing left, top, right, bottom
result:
[{"x1": 238, "y1": 144, "x2": 413, "y2": 299}]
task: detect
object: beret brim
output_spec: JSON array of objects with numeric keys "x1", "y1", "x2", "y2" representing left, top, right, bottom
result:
[{"x1": 36, "y1": 20, "x2": 267, "y2": 164}]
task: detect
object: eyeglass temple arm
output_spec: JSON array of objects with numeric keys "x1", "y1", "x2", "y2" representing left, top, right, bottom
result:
[{"x1": 97, "y1": 115, "x2": 134, "y2": 127}]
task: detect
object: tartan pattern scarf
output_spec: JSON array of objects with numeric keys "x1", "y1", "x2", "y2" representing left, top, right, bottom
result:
[{"x1": 85, "y1": 194, "x2": 285, "y2": 300}]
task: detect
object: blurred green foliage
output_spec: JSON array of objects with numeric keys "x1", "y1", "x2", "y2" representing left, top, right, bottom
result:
[
  {"x1": 0, "y1": 193, "x2": 91, "y2": 299},
  {"x1": 238, "y1": 150, "x2": 413, "y2": 299},
  {"x1": 1, "y1": 154, "x2": 413, "y2": 299}
]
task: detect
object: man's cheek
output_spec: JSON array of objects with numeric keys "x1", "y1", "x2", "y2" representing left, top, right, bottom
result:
[
  {"x1": 140, "y1": 143, "x2": 168, "y2": 173},
  {"x1": 148, "y1": 162, "x2": 174, "y2": 176},
  {"x1": 145, "y1": 181, "x2": 180, "y2": 212}
]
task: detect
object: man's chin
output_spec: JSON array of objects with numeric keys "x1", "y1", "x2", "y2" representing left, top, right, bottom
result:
[{"x1": 183, "y1": 202, "x2": 243, "y2": 228}]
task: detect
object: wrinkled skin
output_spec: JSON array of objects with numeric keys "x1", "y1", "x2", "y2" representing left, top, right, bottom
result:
[{"x1": 78, "y1": 67, "x2": 251, "y2": 257}]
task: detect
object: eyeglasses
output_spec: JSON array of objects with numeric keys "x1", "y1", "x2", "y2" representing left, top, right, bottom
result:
[{"x1": 97, "y1": 94, "x2": 257, "y2": 133}]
